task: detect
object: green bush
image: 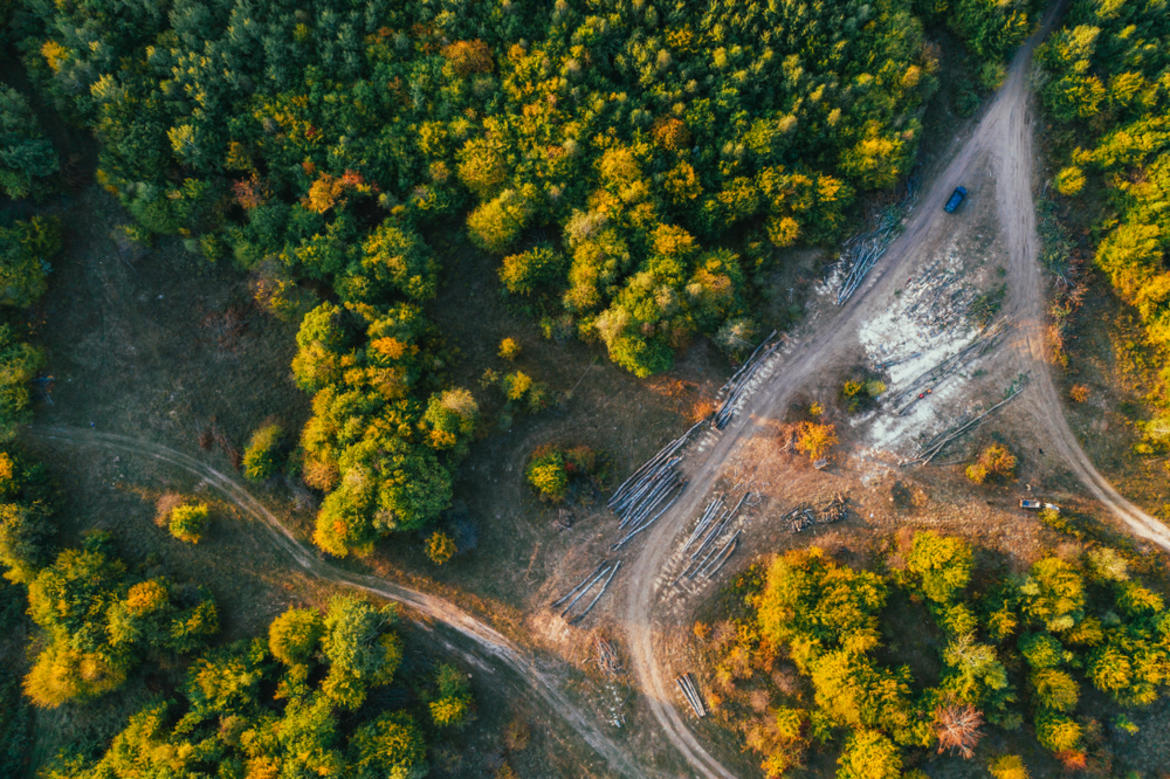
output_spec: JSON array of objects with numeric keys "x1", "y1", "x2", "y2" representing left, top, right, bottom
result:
[
  {"x1": 168, "y1": 503, "x2": 209, "y2": 544},
  {"x1": 0, "y1": 85, "x2": 58, "y2": 199},
  {"x1": 243, "y1": 423, "x2": 284, "y2": 481},
  {"x1": 525, "y1": 450, "x2": 567, "y2": 502},
  {"x1": 0, "y1": 216, "x2": 59, "y2": 308}
]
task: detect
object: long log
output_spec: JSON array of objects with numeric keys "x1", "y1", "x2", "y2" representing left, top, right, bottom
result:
[
  {"x1": 614, "y1": 456, "x2": 680, "y2": 512},
  {"x1": 910, "y1": 384, "x2": 1026, "y2": 465},
  {"x1": 617, "y1": 470, "x2": 681, "y2": 528},
  {"x1": 551, "y1": 561, "x2": 608, "y2": 607},
  {"x1": 609, "y1": 439, "x2": 684, "y2": 507},
  {"x1": 611, "y1": 483, "x2": 686, "y2": 551},
  {"x1": 676, "y1": 676, "x2": 703, "y2": 717},
  {"x1": 569, "y1": 561, "x2": 622, "y2": 623},
  {"x1": 683, "y1": 497, "x2": 723, "y2": 550},
  {"x1": 690, "y1": 512, "x2": 730, "y2": 562},
  {"x1": 609, "y1": 417, "x2": 708, "y2": 506},
  {"x1": 559, "y1": 565, "x2": 611, "y2": 617},
  {"x1": 686, "y1": 674, "x2": 707, "y2": 716},
  {"x1": 701, "y1": 531, "x2": 741, "y2": 579}
]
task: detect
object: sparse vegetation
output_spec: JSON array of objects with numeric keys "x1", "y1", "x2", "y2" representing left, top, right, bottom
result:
[
  {"x1": 841, "y1": 376, "x2": 887, "y2": 413},
  {"x1": 524, "y1": 444, "x2": 607, "y2": 504},
  {"x1": 1038, "y1": 0, "x2": 1170, "y2": 442},
  {"x1": 0, "y1": 460, "x2": 219, "y2": 710},
  {"x1": 46, "y1": 597, "x2": 457, "y2": 777}
]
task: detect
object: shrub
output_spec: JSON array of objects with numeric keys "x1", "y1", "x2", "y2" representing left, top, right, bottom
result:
[
  {"x1": 429, "y1": 663, "x2": 472, "y2": 727},
  {"x1": 965, "y1": 443, "x2": 1016, "y2": 484},
  {"x1": 168, "y1": 502, "x2": 209, "y2": 544},
  {"x1": 242, "y1": 423, "x2": 284, "y2": 481},
  {"x1": 0, "y1": 216, "x2": 59, "y2": 308},
  {"x1": 1069, "y1": 384, "x2": 1090, "y2": 403},
  {"x1": 502, "y1": 370, "x2": 532, "y2": 401},
  {"x1": 988, "y1": 754, "x2": 1029, "y2": 779},
  {"x1": 425, "y1": 530, "x2": 456, "y2": 565},
  {"x1": 498, "y1": 337, "x2": 520, "y2": 360},
  {"x1": 526, "y1": 450, "x2": 567, "y2": 501},
  {"x1": 795, "y1": 421, "x2": 837, "y2": 462}
]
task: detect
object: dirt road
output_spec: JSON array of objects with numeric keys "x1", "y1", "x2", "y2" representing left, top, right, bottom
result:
[
  {"x1": 990, "y1": 48, "x2": 1170, "y2": 553},
  {"x1": 28, "y1": 425, "x2": 642, "y2": 779},
  {"x1": 617, "y1": 6, "x2": 1170, "y2": 777}
]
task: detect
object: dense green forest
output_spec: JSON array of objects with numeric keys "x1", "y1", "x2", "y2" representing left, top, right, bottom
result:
[
  {"x1": 1, "y1": 0, "x2": 1039, "y2": 557},
  {"x1": 1036, "y1": 0, "x2": 1170, "y2": 447},
  {"x1": 700, "y1": 530, "x2": 1170, "y2": 777},
  {"x1": 44, "y1": 596, "x2": 470, "y2": 778}
]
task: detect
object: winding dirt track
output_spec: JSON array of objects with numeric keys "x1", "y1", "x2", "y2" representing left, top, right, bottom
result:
[
  {"x1": 620, "y1": 5, "x2": 1170, "y2": 778},
  {"x1": 27, "y1": 425, "x2": 641, "y2": 779}
]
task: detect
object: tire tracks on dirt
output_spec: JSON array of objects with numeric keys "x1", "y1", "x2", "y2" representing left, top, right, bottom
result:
[
  {"x1": 992, "y1": 34, "x2": 1170, "y2": 553},
  {"x1": 27, "y1": 424, "x2": 641, "y2": 779}
]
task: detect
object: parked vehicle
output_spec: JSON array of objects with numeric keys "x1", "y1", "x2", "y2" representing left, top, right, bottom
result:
[
  {"x1": 1043, "y1": 503, "x2": 1061, "y2": 514},
  {"x1": 944, "y1": 186, "x2": 967, "y2": 213},
  {"x1": 1019, "y1": 499, "x2": 1042, "y2": 510}
]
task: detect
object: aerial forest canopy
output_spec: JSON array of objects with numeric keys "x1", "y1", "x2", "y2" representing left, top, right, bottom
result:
[
  {"x1": 8, "y1": 0, "x2": 1036, "y2": 555},
  {"x1": 1037, "y1": 0, "x2": 1170, "y2": 447}
]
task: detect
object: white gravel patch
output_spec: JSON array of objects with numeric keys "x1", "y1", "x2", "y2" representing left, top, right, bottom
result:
[{"x1": 856, "y1": 248, "x2": 979, "y2": 455}]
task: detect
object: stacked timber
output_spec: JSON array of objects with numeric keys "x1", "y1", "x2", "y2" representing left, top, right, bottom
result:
[
  {"x1": 678, "y1": 492, "x2": 749, "y2": 582},
  {"x1": 676, "y1": 673, "x2": 707, "y2": 718},
  {"x1": 607, "y1": 419, "x2": 708, "y2": 551},
  {"x1": 552, "y1": 561, "x2": 622, "y2": 623},
  {"x1": 835, "y1": 181, "x2": 917, "y2": 305},
  {"x1": 713, "y1": 332, "x2": 780, "y2": 429}
]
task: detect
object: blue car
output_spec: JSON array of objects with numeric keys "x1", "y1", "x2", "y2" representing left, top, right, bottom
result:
[{"x1": 944, "y1": 186, "x2": 967, "y2": 213}]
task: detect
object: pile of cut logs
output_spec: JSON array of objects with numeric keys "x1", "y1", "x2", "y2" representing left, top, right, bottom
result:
[
  {"x1": 607, "y1": 419, "x2": 707, "y2": 550},
  {"x1": 552, "y1": 561, "x2": 623, "y2": 624},
  {"x1": 675, "y1": 673, "x2": 707, "y2": 718},
  {"x1": 714, "y1": 331, "x2": 780, "y2": 429},
  {"x1": 678, "y1": 492, "x2": 749, "y2": 582},
  {"x1": 595, "y1": 637, "x2": 622, "y2": 676},
  {"x1": 784, "y1": 495, "x2": 848, "y2": 533},
  {"x1": 835, "y1": 178, "x2": 918, "y2": 305}
]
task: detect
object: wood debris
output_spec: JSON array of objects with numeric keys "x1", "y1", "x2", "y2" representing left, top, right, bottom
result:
[
  {"x1": 905, "y1": 379, "x2": 1028, "y2": 466},
  {"x1": 834, "y1": 179, "x2": 917, "y2": 305},
  {"x1": 784, "y1": 495, "x2": 848, "y2": 533},
  {"x1": 595, "y1": 637, "x2": 623, "y2": 676}
]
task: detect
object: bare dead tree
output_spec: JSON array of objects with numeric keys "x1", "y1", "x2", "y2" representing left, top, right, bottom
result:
[{"x1": 934, "y1": 702, "x2": 984, "y2": 759}]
